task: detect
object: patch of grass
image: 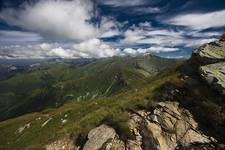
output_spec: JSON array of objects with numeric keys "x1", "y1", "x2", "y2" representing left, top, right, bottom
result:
[
  {"x1": 102, "y1": 110, "x2": 134, "y2": 141},
  {"x1": 0, "y1": 65, "x2": 178, "y2": 149},
  {"x1": 1, "y1": 55, "x2": 178, "y2": 120}
]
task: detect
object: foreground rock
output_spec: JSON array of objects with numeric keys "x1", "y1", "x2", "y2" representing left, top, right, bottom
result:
[
  {"x1": 83, "y1": 124, "x2": 125, "y2": 150},
  {"x1": 82, "y1": 101, "x2": 216, "y2": 150},
  {"x1": 129, "y1": 101, "x2": 215, "y2": 150}
]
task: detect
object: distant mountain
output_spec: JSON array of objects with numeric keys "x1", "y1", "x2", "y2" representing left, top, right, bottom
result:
[
  {"x1": 0, "y1": 55, "x2": 182, "y2": 121},
  {"x1": 0, "y1": 36, "x2": 224, "y2": 150}
]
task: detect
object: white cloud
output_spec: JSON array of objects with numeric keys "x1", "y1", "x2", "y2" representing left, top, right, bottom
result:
[
  {"x1": 121, "y1": 28, "x2": 145, "y2": 45},
  {"x1": 0, "y1": 0, "x2": 123, "y2": 42},
  {"x1": 72, "y1": 39, "x2": 120, "y2": 58},
  {"x1": 0, "y1": 38, "x2": 182, "y2": 59},
  {"x1": 138, "y1": 22, "x2": 152, "y2": 28},
  {"x1": 186, "y1": 31, "x2": 221, "y2": 38},
  {"x1": 100, "y1": 30, "x2": 121, "y2": 38},
  {"x1": 39, "y1": 43, "x2": 53, "y2": 51},
  {"x1": 48, "y1": 47, "x2": 73, "y2": 58},
  {"x1": 0, "y1": 0, "x2": 98, "y2": 42},
  {"x1": 0, "y1": 30, "x2": 43, "y2": 42},
  {"x1": 123, "y1": 46, "x2": 180, "y2": 56},
  {"x1": 99, "y1": 17, "x2": 122, "y2": 38},
  {"x1": 118, "y1": 21, "x2": 221, "y2": 49},
  {"x1": 0, "y1": 39, "x2": 121, "y2": 59},
  {"x1": 146, "y1": 29, "x2": 184, "y2": 37},
  {"x1": 137, "y1": 36, "x2": 184, "y2": 46},
  {"x1": 120, "y1": 23, "x2": 185, "y2": 46},
  {"x1": 184, "y1": 38, "x2": 217, "y2": 47},
  {"x1": 99, "y1": 0, "x2": 147, "y2": 7},
  {"x1": 166, "y1": 9, "x2": 225, "y2": 30},
  {"x1": 146, "y1": 46, "x2": 180, "y2": 52},
  {"x1": 131, "y1": 7, "x2": 162, "y2": 15}
]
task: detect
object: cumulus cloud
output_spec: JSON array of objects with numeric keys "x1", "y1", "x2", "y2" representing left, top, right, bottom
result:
[
  {"x1": 123, "y1": 46, "x2": 180, "y2": 56},
  {"x1": 48, "y1": 47, "x2": 74, "y2": 58},
  {"x1": 0, "y1": 39, "x2": 121, "y2": 59},
  {"x1": 0, "y1": 1, "x2": 223, "y2": 59},
  {"x1": 166, "y1": 9, "x2": 225, "y2": 30},
  {"x1": 72, "y1": 39, "x2": 120, "y2": 58},
  {"x1": 0, "y1": 0, "x2": 98, "y2": 42},
  {"x1": 0, "y1": 0, "x2": 123, "y2": 42}
]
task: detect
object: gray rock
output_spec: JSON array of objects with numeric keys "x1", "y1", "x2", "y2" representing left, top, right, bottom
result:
[
  {"x1": 128, "y1": 101, "x2": 215, "y2": 150},
  {"x1": 83, "y1": 124, "x2": 125, "y2": 150},
  {"x1": 82, "y1": 101, "x2": 216, "y2": 150},
  {"x1": 193, "y1": 37, "x2": 225, "y2": 65},
  {"x1": 200, "y1": 62, "x2": 225, "y2": 95}
]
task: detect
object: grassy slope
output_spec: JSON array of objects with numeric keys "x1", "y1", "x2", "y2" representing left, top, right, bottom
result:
[
  {"x1": 0, "y1": 64, "x2": 177, "y2": 150},
  {"x1": 0, "y1": 59, "x2": 225, "y2": 149},
  {"x1": 0, "y1": 56, "x2": 179, "y2": 121}
]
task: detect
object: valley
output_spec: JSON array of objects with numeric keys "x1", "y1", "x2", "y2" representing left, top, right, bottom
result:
[{"x1": 0, "y1": 35, "x2": 225, "y2": 149}]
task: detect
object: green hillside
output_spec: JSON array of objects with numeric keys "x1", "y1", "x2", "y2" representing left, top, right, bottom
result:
[
  {"x1": 0, "y1": 63, "x2": 178, "y2": 150},
  {"x1": 0, "y1": 58, "x2": 224, "y2": 150},
  {"x1": 0, "y1": 55, "x2": 180, "y2": 121}
]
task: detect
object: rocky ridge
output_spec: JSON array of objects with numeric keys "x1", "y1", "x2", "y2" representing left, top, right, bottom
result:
[
  {"x1": 46, "y1": 35, "x2": 225, "y2": 150},
  {"x1": 46, "y1": 101, "x2": 216, "y2": 150},
  {"x1": 193, "y1": 34, "x2": 225, "y2": 65},
  {"x1": 193, "y1": 34, "x2": 225, "y2": 95}
]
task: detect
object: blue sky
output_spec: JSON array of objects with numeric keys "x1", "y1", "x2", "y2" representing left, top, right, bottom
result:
[{"x1": 0, "y1": 0, "x2": 225, "y2": 59}]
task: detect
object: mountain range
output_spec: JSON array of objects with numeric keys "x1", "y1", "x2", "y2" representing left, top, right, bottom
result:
[{"x1": 0, "y1": 35, "x2": 225, "y2": 150}]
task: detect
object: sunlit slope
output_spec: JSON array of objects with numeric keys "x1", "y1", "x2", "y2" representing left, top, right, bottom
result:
[{"x1": 0, "y1": 55, "x2": 181, "y2": 120}]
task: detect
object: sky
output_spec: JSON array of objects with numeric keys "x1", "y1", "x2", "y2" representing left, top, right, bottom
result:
[{"x1": 0, "y1": 0, "x2": 225, "y2": 59}]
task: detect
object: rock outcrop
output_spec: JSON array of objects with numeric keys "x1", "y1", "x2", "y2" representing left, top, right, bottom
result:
[
  {"x1": 82, "y1": 101, "x2": 216, "y2": 150},
  {"x1": 193, "y1": 34, "x2": 225, "y2": 65},
  {"x1": 200, "y1": 62, "x2": 225, "y2": 95},
  {"x1": 128, "y1": 101, "x2": 215, "y2": 150},
  {"x1": 83, "y1": 124, "x2": 125, "y2": 150},
  {"x1": 193, "y1": 34, "x2": 225, "y2": 95}
]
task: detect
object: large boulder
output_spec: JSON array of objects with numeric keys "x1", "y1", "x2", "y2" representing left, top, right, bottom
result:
[
  {"x1": 83, "y1": 124, "x2": 125, "y2": 150},
  {"x1": 200, "y1": 62, "x2": 225, "y2": 95}
]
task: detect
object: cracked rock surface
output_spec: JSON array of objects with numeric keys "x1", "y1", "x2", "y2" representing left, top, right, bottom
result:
[
  {"x1": 193, "y1": 34, "x2": 225, "y2": 95},
  {"x1": 81, "y1": 101, "x2": 216, "y2": 150}
]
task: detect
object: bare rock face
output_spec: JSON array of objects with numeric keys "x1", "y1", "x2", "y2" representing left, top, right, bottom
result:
[
  {"x1": 70, "y1": 101, "x2": 216, "y2": 150},
  {"x1": 200, "y1": 62, "x2": 225, "y2": 95},
  {"x1": 127, "y1": 101, "x2": 215, "y2": 150},
  {"x1": 193, "y1": 36, "x2": 225, "y2": 65},
  {"x1": 83, "y1": 124, "x2": 125, "y2": 150},
  {"x1": 192, "y1": 34, "x2": 225, "y2": 95}
]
